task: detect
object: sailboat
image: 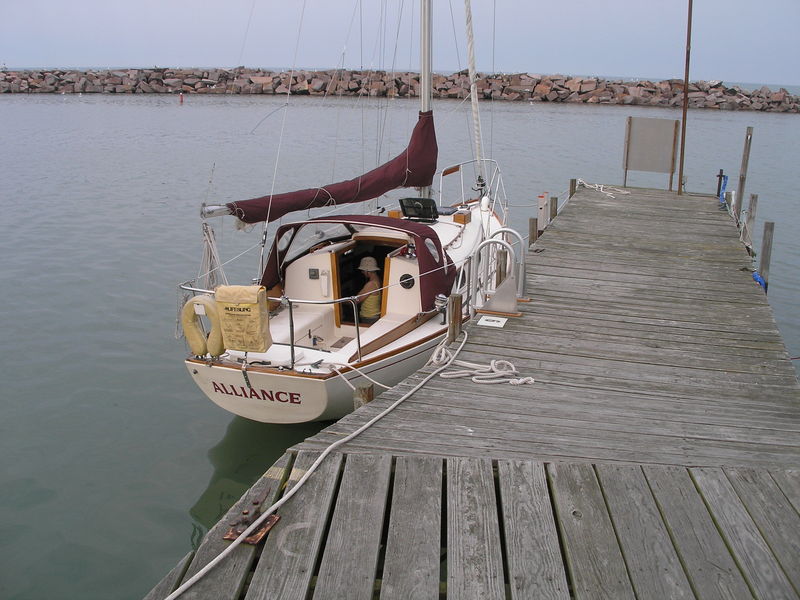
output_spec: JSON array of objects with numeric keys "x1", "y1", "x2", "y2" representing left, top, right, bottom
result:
[{"x1": 177, "y1": 0, "x2": 523, "y2": 424}]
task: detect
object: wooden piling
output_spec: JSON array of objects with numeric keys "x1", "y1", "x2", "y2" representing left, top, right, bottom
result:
[
  {"x1": 447, "y1": 293, "x2": 462, "y2": 344},
  {"x1": 537, "y1": 195, "x2": 548, "y2": 233},
  {"x1": 353, "y1": 384, "x2": 374, "y2": 409},
  {"x1": 759, "y1": 221, "x2": 774, "y2": 293},
  {"x1": 738, "y1": 126, "x2": 753, "y2": 215},
  {"x1": 495, "y1": 249, "x2": 508, "y2": 287},
  {"x1": 549, "y1": 196, "x2": 558, "y2": 222},
  {"x1": 528, "y1": 217, "x2": 539, "y2": 247}
]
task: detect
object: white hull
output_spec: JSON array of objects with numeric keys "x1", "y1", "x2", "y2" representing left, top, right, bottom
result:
[{"x1": 186, "y1": 332, "x2": 444, "y2": 423}]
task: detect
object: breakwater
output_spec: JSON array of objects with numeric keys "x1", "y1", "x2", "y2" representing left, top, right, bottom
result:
[{"x1": 2, "y1": 68, "x2": 797, "y2": 112}]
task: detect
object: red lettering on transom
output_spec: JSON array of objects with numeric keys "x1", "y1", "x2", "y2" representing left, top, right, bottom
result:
[{"x1": 210, "y1": 381, "x2": 302, "y2": 405}]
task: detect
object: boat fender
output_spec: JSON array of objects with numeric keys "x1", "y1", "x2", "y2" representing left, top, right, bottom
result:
[{"x1": 181, "y1": 295, "x2": 225, "y2": 357}]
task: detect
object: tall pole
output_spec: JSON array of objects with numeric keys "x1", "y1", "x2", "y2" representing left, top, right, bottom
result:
[
  {"x1": 419, "y1": 0, "x2": 432, "y2": 198},
  {"x1": 677, "y1": 0, "x2": 693, "y2": 195}
]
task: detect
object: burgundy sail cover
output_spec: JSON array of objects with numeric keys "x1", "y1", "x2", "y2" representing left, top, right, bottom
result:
[{"x1": 228, "y1": 111, "x2": 438, "y2": 224}]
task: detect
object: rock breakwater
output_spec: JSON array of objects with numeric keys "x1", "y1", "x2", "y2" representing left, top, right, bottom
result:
[{"x1": 2, "y1": 68, "x2": 797, "y2": 112}]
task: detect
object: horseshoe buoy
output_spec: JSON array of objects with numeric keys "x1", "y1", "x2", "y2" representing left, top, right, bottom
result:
[{"x1": 181, "y1": 295, "x2": 225, "y2": 357}]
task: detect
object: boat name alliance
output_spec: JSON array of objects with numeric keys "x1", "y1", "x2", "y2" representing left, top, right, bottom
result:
[{"x1": 211, "y1": 381, "x2": 302, "y2": 404}]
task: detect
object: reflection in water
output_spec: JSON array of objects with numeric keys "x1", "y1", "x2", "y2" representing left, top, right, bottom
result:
[{"x1": 189, "y1": 416, "x2": 325, "y2": 546}]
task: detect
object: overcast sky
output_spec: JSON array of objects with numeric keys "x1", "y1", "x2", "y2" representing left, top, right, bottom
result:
[{"x1": 2, "y1": 0, "x2": 798, "y2": 86}]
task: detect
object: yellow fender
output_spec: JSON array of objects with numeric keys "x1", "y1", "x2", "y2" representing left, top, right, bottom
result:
[{"x1": 181, "y1": 295, "x2": 225, "y2": 357}]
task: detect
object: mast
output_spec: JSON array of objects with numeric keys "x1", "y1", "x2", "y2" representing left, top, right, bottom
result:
[
  {"x1": 464, "y1": 0, "x2": 486, "y2": 187},
  {"x1": 419, "y1": 0, "x2": 432, "y2": 198}
]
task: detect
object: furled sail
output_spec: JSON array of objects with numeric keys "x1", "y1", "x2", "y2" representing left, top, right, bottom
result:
[{"x1": 227, "y1": 111, "x2": 437, "y2": 224}]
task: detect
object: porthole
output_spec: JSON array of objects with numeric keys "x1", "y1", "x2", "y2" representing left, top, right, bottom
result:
[{"x1": 399, "y1": 274, "x2": 415, "y2": 289}]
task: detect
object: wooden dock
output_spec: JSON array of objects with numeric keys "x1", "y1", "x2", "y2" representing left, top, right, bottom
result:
[{"x1": 148, "y1": 186, "x2": 800, "y2": 600}]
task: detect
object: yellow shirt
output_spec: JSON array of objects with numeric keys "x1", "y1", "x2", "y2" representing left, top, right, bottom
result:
[{"x1": 359, "y1": 292, "x2": 381, "y2": 319}]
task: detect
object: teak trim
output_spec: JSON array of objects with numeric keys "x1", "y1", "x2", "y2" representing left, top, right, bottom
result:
[{"x1": 348, "y1": 311, "x2": 439, "y2": 363}]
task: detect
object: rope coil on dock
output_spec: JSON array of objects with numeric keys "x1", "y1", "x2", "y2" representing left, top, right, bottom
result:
[
  {"x1": 429, "y1": 345, "x2": 535, "y2": 385},
  {"x1": 576, "y1": 178, "x2": 631, "y2": 199}
]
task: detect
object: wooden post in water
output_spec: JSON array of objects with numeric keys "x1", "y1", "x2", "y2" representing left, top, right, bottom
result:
[
  {"x1": 759, "y1": 221, "x2": 774, "y2": 294},
  {"x1": 738, "y1": 127, "x2": 753, "y2": 221},
  {"x1": 528, "y1": 217, "x2": 539, "y2": 247},
  {"x1": 447, "y1": 293, "x2": 462, "y2": 344},
  {"x1": 743, "y1": 193, "x2": 758, "y2": 251},
  {"x1": 353, "y1": 384, "x2": 374, "y2": 410},
  {"x1": 549, "y1": 196, "x2": 558, "y2": 222},
  {"x1": 569, "y1": 178, "x2": 577, "y2": 198}
]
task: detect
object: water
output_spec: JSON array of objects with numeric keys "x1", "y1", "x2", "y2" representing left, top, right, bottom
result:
[{"x1": 0, "y1": 94, "x2": 797, "y2": 599}]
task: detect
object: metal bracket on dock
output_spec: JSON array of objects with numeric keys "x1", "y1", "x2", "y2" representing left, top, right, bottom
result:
[{"x1": 223, "y1": 513, "x2": 280, "y2": 545}]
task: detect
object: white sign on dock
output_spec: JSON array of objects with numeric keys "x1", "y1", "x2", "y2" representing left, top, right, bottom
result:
[{"x1": 477, "y1": 315, "x2": 508, "y2": 328}]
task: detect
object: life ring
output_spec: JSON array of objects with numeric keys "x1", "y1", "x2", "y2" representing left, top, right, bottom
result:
[{"x1": 181, "y1": 295, "x2": 225, "y2": 357}]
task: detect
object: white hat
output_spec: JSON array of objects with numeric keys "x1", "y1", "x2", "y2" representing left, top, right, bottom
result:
[{"x1": 358, "y1": 256, "x2": 380, "y2": 272}]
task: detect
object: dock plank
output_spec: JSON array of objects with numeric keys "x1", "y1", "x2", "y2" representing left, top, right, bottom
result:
[
  {"x1": 770, "y1": 469, "x2": 800, "y2": 513},
  {"x1": 643, "y1": 466, "x2": 752, "y2": 600},
  {"x1": 497, "y1": 460, "x2": 569, "y2": 599},
  {"x1": 547, "y1": 463, "x2": 635, "y2": 599},
  {"x1": 380, "y1": 455, "x2": 443, "y2": 600},
  {"x1": 446, "y1": 457, "x2": 505, "y2": 600},
  {"x1": 596, "y1": 464, "x2": 693, "y2": 599},
  {"x1": 690, "y1": 467, "x2": 798, "y2": 599},
  {"x1": 725, "y1": 468, "x2": 800, "y2": 593},
  {"x1": 312, "y1": 453, "x2": 392, "y2": 600},
  {"x1": 245, "y1": 451, "x2": 343, "y2": 600}
]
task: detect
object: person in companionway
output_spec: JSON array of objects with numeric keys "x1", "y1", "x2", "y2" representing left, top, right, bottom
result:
[{"x1": 356, "y1": 256, "x2": 382, "y2": 325}]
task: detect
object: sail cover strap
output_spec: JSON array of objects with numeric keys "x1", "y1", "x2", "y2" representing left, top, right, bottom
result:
[{"x1": 227, "y1": 111, "x2": 438, "y2": 224}]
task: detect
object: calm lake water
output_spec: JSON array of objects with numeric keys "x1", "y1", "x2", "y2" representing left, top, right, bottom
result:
[{"x1": 1, "y1": 93, "x2": 798, "y2": 599}]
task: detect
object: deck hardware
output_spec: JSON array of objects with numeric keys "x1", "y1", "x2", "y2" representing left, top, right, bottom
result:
[
  {"x1": 223, "y1": 513, "x2": 280, "y2": 545},
  {"x1": 241, "y1": 359, "x2": 253, "y2": 389},
  {"x1": 434, "y1": 293, "x2": 448, "y2": 323}
]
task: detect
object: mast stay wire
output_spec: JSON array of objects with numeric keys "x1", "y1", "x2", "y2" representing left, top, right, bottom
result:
[
  {"x1": 376, "y1": 0, "x2": 407, "y2": 170},
  {"x1": 236, "y1": 0, "x2": 257, "y2": 67},
  {"x1": 446, "y1": 0, "x2": 478, "y2": 180},
  {"x1": 325, "y1": 0, "x2": 363, "y2": 183},
  {"x1": 258, "y1": 0, "x2": 308, "y2": 279}
]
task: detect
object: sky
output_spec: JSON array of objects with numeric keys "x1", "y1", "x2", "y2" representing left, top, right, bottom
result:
[{"x1": 2, "y1": 0, "x2": 799, "y2": 86}]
